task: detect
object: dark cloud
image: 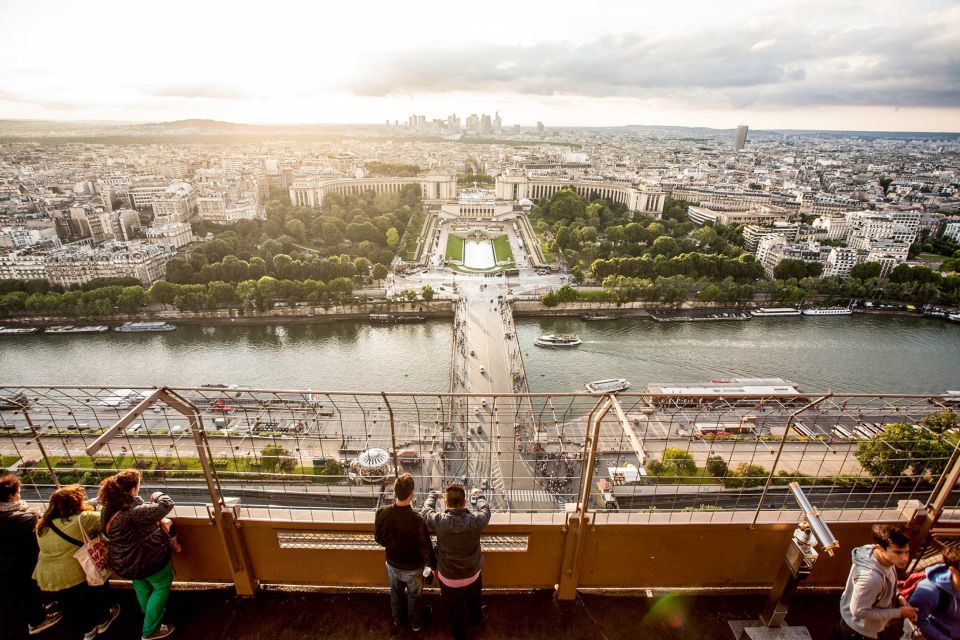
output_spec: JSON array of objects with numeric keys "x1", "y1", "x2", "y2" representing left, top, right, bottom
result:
[
  {"x1": 345, "y1": 18, "x2": 960, "y2": 109},
  {"x1": 142, "y1": 83, "x2": 252, "y2": 100}
]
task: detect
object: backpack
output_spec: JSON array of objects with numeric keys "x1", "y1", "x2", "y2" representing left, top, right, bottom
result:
[{"x1": 898, "y1": 569, "x2": 953, "y2": 617}]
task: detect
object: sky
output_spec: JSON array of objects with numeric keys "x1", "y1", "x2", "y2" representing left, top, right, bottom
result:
[{"x1": 1, "y1": 0, "x2": 958, "y2": 132}]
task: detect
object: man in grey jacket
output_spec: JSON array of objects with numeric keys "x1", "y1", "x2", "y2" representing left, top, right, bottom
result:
[
  {"x1": 837, "y1": 524, "x2": 917, "y2": 639},
  {"x1": 422, "y1": 483, "x2": 491, "y2": 640}
]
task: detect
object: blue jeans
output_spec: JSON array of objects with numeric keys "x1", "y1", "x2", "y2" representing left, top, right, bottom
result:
[{"x1": 385, "y1": 562, "x2": 424, "y2": 627}]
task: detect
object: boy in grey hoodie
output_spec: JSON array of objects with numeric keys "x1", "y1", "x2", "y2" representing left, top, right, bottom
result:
[{"x1": 837, "y1": 524, "x2": 917, "y2": 639}]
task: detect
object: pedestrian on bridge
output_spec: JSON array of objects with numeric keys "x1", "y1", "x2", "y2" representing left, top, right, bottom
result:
[
  {"x1": 422, "y1": 483, "x2": 491, "y2": 640},
  {"x1": 375, "y1": 473, "x2": 436, "y2": 632}
]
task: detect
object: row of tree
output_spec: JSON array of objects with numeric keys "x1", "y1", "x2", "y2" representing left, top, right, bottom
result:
[
  {"x1": 590, "y1": 252, "x2": 764, "y2": 282},
  {"x1": 165, "y1": 253, "x2": 389, "y2": 287}
]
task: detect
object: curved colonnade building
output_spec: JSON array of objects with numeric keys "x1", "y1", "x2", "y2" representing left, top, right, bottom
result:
[{"x1": 290, "y1": 173, "x2": 666, "y2": 217}]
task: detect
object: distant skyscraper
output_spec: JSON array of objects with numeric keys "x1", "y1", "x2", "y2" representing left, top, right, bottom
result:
[{"x1": 734, "y1": 125, "x2": 749, "y2": 150}]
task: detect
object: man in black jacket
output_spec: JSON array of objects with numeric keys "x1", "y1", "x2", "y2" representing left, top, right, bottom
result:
[
  {"x1": 374, "y1": 473, "x2": 436, "y2": 631},
  {"x1": 422, "y1": 483, "x2": 491, "y2": 640},
  {"x1": 0, "y1": 474, "x2": 62, "y2": 635}
]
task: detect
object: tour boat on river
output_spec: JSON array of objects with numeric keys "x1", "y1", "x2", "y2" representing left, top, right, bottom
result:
[
  {"x1": 802, "y1": 306, "x2": 853, "y2": 316},
  {"x1": 585, "y1": 378, "x2": 631, "y2": 394},
  {"x1": 535, "y1": 334, "x2": 582, "y2": 348},
  {"x1": 115, "y1": 321, "x2": 176, "y2": 332},
  {"x1": 45, "y1": 325, "x2": 110, "y2": 334},
  {"x1": 0, "y1": 326, "x2": 39, "y2": 334},
  {"x1": 750, "y1": 307, "x2": 802, "y2": 317}
]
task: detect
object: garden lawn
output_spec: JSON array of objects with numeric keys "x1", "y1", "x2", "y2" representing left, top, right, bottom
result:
[
  {"x1": 493, "y1": 235, "x2": 513, "y2": 262},
  {"x1": 445, "y1": 235, "x2": 464, "y2": 261}
]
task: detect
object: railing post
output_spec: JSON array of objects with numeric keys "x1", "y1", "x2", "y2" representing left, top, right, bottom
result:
[
  {"x1": 157, "y1": 388, "x2": 260, "y2": 596},
  {"x1": 382, "y1": 392, "x2": 399, "y2": 478},
  {"x1": 556, "y1": 396, "x2": 610, "y2": 601}
]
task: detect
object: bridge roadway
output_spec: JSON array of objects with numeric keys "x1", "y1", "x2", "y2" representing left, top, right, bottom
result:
[{"x1": 450, "y1": 278, "x2": 550, "y2": 511}]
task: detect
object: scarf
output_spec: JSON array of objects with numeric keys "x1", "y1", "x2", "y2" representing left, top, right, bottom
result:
[{"x1": 0, "y1": 499, "x2": 30, "y2": 512}]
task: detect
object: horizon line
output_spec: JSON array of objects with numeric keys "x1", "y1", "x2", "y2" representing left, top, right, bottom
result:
[{"x1": 1, "y1": 117, "x2": 959, "y2": 136}]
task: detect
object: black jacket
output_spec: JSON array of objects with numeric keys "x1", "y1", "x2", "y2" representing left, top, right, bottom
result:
[
  {"x1": 374, "y1": 503, "x2": 436, "y2": 571},
  {"x1": 0, "y1": 503, "x2": 39, "y2": 585},
  {"x1": 421, "y1": 493, "x2": 490, "y2": 580},
  {"x1": 104, "y1": 494, "x2": 173, "y2": 579}
]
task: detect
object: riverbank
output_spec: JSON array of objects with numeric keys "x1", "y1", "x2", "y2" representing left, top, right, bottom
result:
[
  {"x1": 1, "y1": 299, "x2": 957, "y2": 328},
  {"x1": 0, "y1": 301, "x2": 455, "y2": 328}
]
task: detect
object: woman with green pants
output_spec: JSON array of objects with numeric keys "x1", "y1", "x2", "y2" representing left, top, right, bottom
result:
[{"x1": 99, "y1": 469, "x2": 176, "y2": 640}]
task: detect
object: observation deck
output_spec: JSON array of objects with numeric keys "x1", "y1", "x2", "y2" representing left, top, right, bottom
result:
[{"x1": 2, "y1": 385, "x2": 958, "y2": 638}]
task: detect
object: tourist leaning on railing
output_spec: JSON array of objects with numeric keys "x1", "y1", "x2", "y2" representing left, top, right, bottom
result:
[
  {"x1": 99, "y1": 469, "x2": 176, "y2": 640},
  {"x1": 33, "y1": 485, "x2": 121, "y2": 640},
  {"x1": 0, "y1": 473, "x2": 63, "y2": 636}
]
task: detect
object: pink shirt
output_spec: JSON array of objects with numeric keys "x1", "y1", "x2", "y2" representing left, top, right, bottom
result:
[{"x1": 437, "y1": 569, "x2": 481, "y2": 588}]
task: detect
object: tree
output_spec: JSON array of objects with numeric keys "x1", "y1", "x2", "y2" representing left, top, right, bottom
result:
[
  {"x1": 116, "y1": 286, "x2": 145, "y2": 313},
  {"x1": 385, "y1": 227, "x2": 400, "y2": 249},
  {"x1": 850, "y1": 262, "x2": 882, "y2": 280},
  {"x1": 706, "y1": 455, "x2": 728, "y2": 478},
  {"x1": 661, "y1": 447, "x2": 697, "y2": 476},
  {"x1": 165, "y1": 258, "x2": 194, "y2": 284},
  {"x1": 284, "y1": 219, "x2": 306, "y2": 242},
  {"x1": 650, "y1": 236, "x2": 679, "y2": 258},
  {"x1": 260, "y1": 444, "x2": 294, "y2": 473},
  {"x1": 420, "y1": 285, "x2": 434, "y2": 302},
  {"x1": 147, "y1": 280, "x2": 177, "y2": 307},
  {"x1": 921, "y1": 410, "x2": 958, "y2": 435},
  {"x1": 853, "y1": 423, "x2": 951, "y2": 478},
  {"x1": 207, "y1": 281, "x2": 237, "y2": 307},
  {"x1": 372, "y1": 263, "x2": 388, "y2": 286},
  {"x1": 723, "y1": 462, "x2": 769, "y2": 488}
]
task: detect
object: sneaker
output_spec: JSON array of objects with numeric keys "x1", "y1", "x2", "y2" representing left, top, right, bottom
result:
[
  {"x1": 97, "y1": 605, "x2": 121, "y2": 634},
  {"x1": 28, "y1": 611, "x2": 63, "y2": 635},
  {"x1": 469, "y1": 605, "x2": 488, "y2": 629},
  {"x1": 141, "y1": 624, "x2": 175, "y2": 640},
  {"x1": 411, "y1": 604, "x2": 433, "y2": 632}
]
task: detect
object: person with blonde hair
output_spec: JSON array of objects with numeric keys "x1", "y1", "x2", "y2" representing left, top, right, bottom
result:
[
  {"x1": 99, "y1": 469, "x2": 176, "y2": 640},
  {"x1": 34, "y1": 484, "x2": 121, "y2": 640}
]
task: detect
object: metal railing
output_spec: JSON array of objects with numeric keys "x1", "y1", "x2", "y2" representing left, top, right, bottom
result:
[{"x1": 1, "y1": 386, "x2": 958, "y2": 523}]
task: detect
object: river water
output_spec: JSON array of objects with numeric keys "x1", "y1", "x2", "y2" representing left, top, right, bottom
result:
[{"x1": 1, "y1": 315, "x2": 958, "y2": 394}]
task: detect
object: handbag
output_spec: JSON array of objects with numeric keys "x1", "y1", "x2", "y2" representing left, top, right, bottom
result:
[{"x1": 73, "y1": 520, "x2": 112, "y2": 586}]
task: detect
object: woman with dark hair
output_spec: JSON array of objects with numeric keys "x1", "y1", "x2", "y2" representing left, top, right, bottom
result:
[
  {"x1": 33, "y1": 484, "x2": 121, "y2": 640},
  {"x1": 0, "y1": 473, "x2": 62, "y2": 636},
  {"x1": 99, "y1": 469, "x2": 176, "y2": 640}
]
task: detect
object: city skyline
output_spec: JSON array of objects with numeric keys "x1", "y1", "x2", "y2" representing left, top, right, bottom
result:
[{"x1": 1, "y1": 0, "x2": 958, "y2": 132}]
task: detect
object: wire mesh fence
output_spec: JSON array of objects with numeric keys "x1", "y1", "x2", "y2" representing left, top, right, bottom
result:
[{"x1": 1, "y1": 386, "x2": 957, "y2": 519}]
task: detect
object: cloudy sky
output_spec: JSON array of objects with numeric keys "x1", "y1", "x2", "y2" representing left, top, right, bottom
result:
[{"x1": 1, "y1": 0, "x2": 958, "y2": 131}]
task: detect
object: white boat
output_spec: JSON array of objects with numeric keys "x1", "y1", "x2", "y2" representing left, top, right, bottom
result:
[
  {"x1": 585, "y1": 378, "x2": 631, "y2": 394},
  {"x1": 45, "y1": 325, "x2": 110, "y2": 333},
  {"x1": 802, "y1": 307, "x2": 853, "y2": 316},
  {"x1": 949, "y1": 313, "x2": 960, "y2": 323},
  {"x1": 750, "y1": 307, "x2": 802, "y2": 317},
  {"x1": 535, "y1": 334, "x2": 582, "y2": 348},
  {"x1": 0, "y1": 326, "x2": 39, "y2": 334},
  {"x1": 115, "y1": 321, "x2": 176, "y2": 332}
]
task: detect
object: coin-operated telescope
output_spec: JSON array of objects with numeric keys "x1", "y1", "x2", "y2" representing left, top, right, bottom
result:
[{"x1": 758, "y1": 482, "x2": 839, "y2": 628}]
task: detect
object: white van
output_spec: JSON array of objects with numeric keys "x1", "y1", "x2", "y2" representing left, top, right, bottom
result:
[{"x1": 125, "y1": 422, "x2": 143, "y2": 435}]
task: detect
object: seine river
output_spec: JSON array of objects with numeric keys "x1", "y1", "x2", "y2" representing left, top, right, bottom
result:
[{"x1": 1, "y1": 314, "x2": 958, "y2": 394}]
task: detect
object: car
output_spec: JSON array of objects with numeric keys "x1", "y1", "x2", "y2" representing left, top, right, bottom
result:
[
  {"x1": 480, "y1": 399, "x2": 487, "y2": 408},
  {"x1": 170, "y1": 425, "x2": 185, "y2": 435},
  {"x1": 125, "y1": 422, "x2": 143, "y2": 435},
  {"x1": 460, "y1": 474, "x2": 467, "y2": 484},
  {"x1": 481, "y1": 479, "x2": 488, "y2": 490},
  {"x1": 470, "y1": 493, "x2": 478, "y2": 506},
  {"x1": 470, "y1": 350, "x2": 475, "y2": 356},
  {"x1": 480, "y1": 366, "x2": 486, "y2": 374},
  {"x1": 476, "y1": 425, "x2": 483, "y2": 435},
  {"x1": 475, "y1": 408, "x2": 481, "y2": 416}
]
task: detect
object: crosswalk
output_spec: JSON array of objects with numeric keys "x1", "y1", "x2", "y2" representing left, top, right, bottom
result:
[{"x1": 505, "y1": 489, "x2": 560, "y2": 503}]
